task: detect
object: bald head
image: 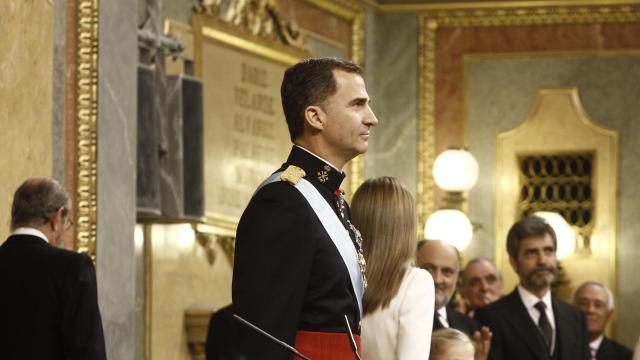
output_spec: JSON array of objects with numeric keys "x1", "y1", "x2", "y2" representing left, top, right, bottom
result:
[{"x1": 416, "y1": 240, "x2": 460, "y2": 309}]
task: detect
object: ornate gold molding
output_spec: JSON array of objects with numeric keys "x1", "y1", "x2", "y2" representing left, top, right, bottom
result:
[
  {"x1": 417, "y1": 1, "x2": 640, "y2": 240},
  {"x1": 300, "y1": 0, "x2": 367, "y2": 192},
  {"x1": 194, "y1": 0, "x2": 307, "y2": 51},
  {"x1": 75, "y1": 0, "x2": 99, "y2": 260},
  {"x1": 417, "y1": 16, "x2": 437, "y2": 232},
  {"x1": 381, "y1": 0, "x2": 640, "y2": 13}
]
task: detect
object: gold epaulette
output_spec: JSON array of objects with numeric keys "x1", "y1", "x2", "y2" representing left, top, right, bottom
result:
[{"x1": 280, "y1": 165, "x2": 306, "y2": 185}]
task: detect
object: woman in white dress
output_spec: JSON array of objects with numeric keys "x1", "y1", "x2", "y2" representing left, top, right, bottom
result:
[{"x1": 352, "y1": 177, "x2": 435, "y2": 360}]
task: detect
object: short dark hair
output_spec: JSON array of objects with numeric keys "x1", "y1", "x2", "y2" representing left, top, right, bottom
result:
[
  {"x1": 11, "y1": 177, "x2": 70, "y2": 230},
  {"x1": 506, "y1": 215, "x2": 557, "y2": 258},
  {"x1": 281, "y1": 57, "x2": 362, "y2": 140}
]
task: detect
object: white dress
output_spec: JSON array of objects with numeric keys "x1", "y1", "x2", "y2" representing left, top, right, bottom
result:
[{"x1": 361, "y1": 266, "x2": 435, "y2": 360}]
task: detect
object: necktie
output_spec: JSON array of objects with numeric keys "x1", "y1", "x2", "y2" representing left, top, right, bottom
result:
[
  {"x1": 433, "y1": 312, "x2": 444, "y2": 329},
  {"x1": 534, "y1": 301, "x2": 553, "y2": 354}
]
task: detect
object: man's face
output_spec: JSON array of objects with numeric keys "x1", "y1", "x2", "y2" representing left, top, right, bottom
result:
[
  {"x1": 416, "y1": 240, "x2": 460, "y2": 310},
  {"x1": 462, "y1": 260, "x2": 503, "y2": 309},
  {"x1": 510, "y1": 234, "x2": 557, "y2": 291},
  {"x1": 573, "y1": 284, "x2": 612, "y2": 338},
  {"x1": 318, "y1": 70, "x2": 378, "y2": 162}
]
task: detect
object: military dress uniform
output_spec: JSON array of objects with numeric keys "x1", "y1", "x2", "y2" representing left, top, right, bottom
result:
[{"x1": 232, "y1": 145, "x2": 365, "y2": 359}]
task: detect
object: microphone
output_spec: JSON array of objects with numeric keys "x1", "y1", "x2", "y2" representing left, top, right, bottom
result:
[
  {"x1": 233, "y1": 314, "x2": 312, "y2": 360},
  {"x1": 343, "y1": 315, "x2": 362, "y2": 360}
]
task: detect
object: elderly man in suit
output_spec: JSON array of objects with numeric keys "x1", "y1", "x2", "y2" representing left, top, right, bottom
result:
[
  {"x1": 572, "y1": 281, "x2": 632, "y2": 360},
  {"x1": 461, "y1": 257, "x2": 503, "y2": 318},
  {"x1": 416, "y1": 239, "x2": 479, "y2": 336},
  {"x1": 0, "y1": 177, "x2": 106, "y2": 360},
  {"x1": 475, "y1": 215, "x2": 590, "y2": 360}
]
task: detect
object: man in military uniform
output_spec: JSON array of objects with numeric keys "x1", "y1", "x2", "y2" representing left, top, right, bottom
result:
[{"x1": 232, "y1": 57, "x2": 378, "y2": 359}]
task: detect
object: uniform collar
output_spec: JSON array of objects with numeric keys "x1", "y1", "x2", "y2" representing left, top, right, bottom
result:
[{"x1": 288, "y1": 145, "x2": 345, "y2": 193}]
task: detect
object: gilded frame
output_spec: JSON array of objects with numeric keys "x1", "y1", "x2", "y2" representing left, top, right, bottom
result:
[
  {"x1": 72, "y1": 0, "x2": 99, "y2": 260},
  {"x1": 300, "y1": 0, "x2": 367, "y2": 193},
  {"x1": 417, "y1": 0, "x2": 640, "y2": 244}
]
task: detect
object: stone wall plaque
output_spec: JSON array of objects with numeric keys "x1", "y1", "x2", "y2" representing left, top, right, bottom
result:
[{"x1": 191, "y1": 10, "x2": 309, "y2": 233}]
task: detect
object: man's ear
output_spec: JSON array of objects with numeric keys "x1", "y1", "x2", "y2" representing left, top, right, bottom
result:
[
  {"x1": 49, "y1": 207, "x2": 64, "y2": 231},
  {"x1": 304, "y1": 105, "x2": 325, "y2": 131}
]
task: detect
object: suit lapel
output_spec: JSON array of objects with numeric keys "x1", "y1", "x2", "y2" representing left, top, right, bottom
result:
[
  {"x1": 503, "y1": 290, "x2": 550, "y2": 360},
  {"x1": 553, "y1": 299, "x2": 578, "y2": 360}
]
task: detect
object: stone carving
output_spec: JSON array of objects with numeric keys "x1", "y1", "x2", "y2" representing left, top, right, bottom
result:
[{"x1": 194, "y1": 0, "x2": 306, "y2": 50}]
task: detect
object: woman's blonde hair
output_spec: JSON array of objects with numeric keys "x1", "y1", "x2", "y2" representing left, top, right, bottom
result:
[
  {"x1": 430, "y1": 329, "x2": 474, "y2": 360},
  {"x1": 351, "y1": 177, "x2": 417, "y2": 315}
]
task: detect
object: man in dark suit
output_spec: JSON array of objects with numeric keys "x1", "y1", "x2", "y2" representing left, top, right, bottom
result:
[
  {"x1": 0, "y1": 177, "x2": 106, "y2": 360},
  {"x1": 233, "y1": 58, "x2": 378, "y2": 359},
  {"x1": 475, "y1": 215, "x2": 590, "y2": 360},
  {"x1": 572, "y1": 281, "x2": 632, "y2": 360},
  {"x1": 206, "y1": 304, "x2": 237, "y2": 360},
  {"x1": 416, "y1": 239, "x2": 479, "y2": 337}
]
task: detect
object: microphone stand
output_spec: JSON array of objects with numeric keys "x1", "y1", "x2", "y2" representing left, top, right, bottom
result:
[
  {"x1": 343, "y1": 315, "x2": 362, "y2": 360},
  {"x1": 233, "y1": 314, "x2": 312, "y2": 360}
]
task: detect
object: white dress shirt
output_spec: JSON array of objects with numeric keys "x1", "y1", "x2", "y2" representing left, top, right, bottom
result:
[
  {"x1": 11, "y1": 227, "x2": 49, "y2": 243},
  {"x1": 362, "y1": 267, "x2": 435, "y2": 360},
  {"x1": 517, "y1": 285, "x2": 556, "y2": 354},
  {"x1": 436, "y1": 307, "x2": 450, "y2": 328},
  {"x1": 590, "y1": 335, "x2": 604, "y2": 358}
]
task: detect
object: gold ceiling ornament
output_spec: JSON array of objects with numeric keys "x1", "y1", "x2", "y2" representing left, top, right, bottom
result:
[
  {"x1": 194, "y1": 0, "x2": 307, "y2": 51},
  {"x1": 75, "y1": 0, "x2": 99, "y2": 261},
  {"x1": 416, "y1": 0, "x2": 640, "y2": 237}
]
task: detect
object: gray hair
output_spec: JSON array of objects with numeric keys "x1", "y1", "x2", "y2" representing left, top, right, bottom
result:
[
  {"x1": 462, "y1": 257, "x2": 502, "y2": 284},
  {"x1": 572, "y1": 280, "x2": 614, "y2": 310},
  {"x1": 11, "y1": 177, "x2": 70, "y2": 230}
]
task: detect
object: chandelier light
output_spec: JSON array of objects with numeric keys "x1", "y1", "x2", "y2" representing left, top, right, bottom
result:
[
  {"x1": 424, "y1": 209, "x2": 473, "y2": 251},
  {"x1": 432, "y1": 149, "x2": 479, "y2": 193},
  {"x1": 534, "y1": 211, "x2": 576, "y2": 260}
]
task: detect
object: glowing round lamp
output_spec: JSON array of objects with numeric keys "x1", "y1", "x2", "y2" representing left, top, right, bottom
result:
[
  {"x1": 433, "y1": 149, "x2": 479, "y2": 192},
  {"x1": 424, "y1": 209, "x2": 473, "y2": 251},
  {"x1": 534, "y1": 211, "x2": 576, "y2": 260}
]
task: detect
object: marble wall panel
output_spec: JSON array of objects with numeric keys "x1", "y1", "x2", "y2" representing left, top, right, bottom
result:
[
  {"x1": 150, "y1": 224, "x2": 233, "y2": 360},
  {"x1": 466, "y1": 54, "x2": 640, "y2": 348},
  {"x1": 365, "y1": 12, "x2": 418, "y2": 196},
  {"x1": 0, "y1": 0, "x2": 54, "y2": 242},
  {"x1": 434, "y1": 23, "x2": 640, "y2": 154},
  {"x1": 96, "y1": 0, "x2": 140, "y2": 358}
]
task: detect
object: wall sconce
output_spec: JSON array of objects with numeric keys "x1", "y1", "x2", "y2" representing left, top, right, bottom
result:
[
  {"x1": 424, "y1": 148, "x2": 479, "y2": 251},
  {"x1": 533, "y1": 211, "x2": 576, "y2": 260}
]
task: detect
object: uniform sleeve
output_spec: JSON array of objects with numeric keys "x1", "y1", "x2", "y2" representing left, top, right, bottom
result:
[
  {"x1": 396, "y1": 268, "x2": 435, "y2": 360},
  {"x1": 61, "y1": 254, "x2": 107, "y2": 360},
  {"x1": 232, "y1": 185, "x2": 316, "y2": 359},
  {"x1": 475, "y1": 307, "x2": 503, "y2": 360}
]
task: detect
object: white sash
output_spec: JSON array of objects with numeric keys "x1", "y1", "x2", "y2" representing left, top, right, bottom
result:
[{"x1": 257, "y1": 172, "x2": 364, "y2": 316}]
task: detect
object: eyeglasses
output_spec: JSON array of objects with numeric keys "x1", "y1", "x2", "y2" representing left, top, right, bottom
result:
[{"x1": 64, "y1": 218, "x2": 74, "y2": 231}]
